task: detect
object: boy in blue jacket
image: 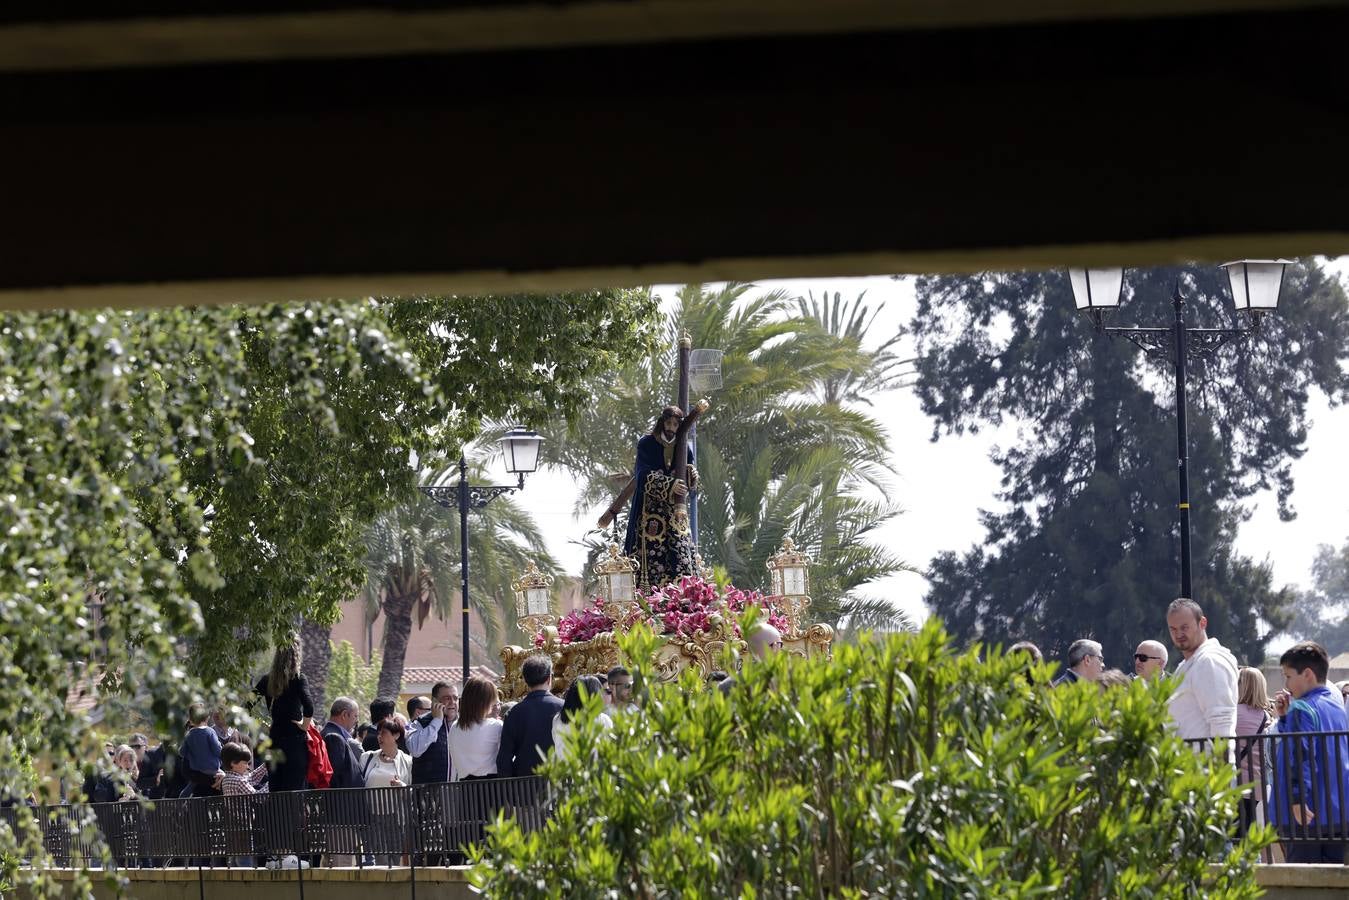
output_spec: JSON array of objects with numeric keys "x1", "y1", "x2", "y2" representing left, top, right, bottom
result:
[{"x1": 1271, "y1": 641, "x2": 1349, "y2": 863}]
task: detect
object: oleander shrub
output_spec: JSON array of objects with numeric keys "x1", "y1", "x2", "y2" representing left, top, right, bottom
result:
[{"x1": 470, "y1": 620, "x2": 1268, "y2": 898}]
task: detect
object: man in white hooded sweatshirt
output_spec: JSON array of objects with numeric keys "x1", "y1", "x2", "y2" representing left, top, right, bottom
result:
[{"x1": 1166, "y1": 598, "x2": 1239, "y2": 742}]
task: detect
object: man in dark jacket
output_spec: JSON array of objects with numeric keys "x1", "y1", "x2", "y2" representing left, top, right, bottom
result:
[
  {"x1": 363, "y1": 698, "x2": 397, "y2": 752},
  {"x1": 408, "y1": 683, "x2": 458, "y2": 784},
  {"x1": 497, "y1": 656, "x2": 565, "y2": 777},
  {"x1": 321, "y1": 697, "x2": 366, "y2": 789}
]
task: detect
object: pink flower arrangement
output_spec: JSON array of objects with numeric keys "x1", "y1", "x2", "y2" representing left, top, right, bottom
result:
[
  {"x1": 537, "y1": 597, "x2": 615, "y2": 648},
  {"x1": 645, "y1": 575, "x2": 788, "y2": 639},
  {"x1": 540, "y1": 575, "x2": 788, "y2": 646}
]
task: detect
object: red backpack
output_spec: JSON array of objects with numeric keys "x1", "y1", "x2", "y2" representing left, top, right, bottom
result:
[{"x1": 305, "y1": 723, "x2": 333, "y2": 789}]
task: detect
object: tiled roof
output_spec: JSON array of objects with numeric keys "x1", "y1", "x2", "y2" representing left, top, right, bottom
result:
[{"x1": 401, "y1": 665, "x2": 499, "y2": 689}]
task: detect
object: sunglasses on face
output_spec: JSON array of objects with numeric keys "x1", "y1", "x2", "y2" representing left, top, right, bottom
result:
[{"x1": 1134, "y1": 654, "x2": 1162, "y2": 662}]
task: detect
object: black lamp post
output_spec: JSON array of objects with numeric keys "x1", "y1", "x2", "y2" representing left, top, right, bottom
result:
[
  {"x1": 1068, "y1": 260, "x2": 1289, "y2": 600},
  {"x1": 420, "y1": 426, "x2": 543, "y2": 684}
]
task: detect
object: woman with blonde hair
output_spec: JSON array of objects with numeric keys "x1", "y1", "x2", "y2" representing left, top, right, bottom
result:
[{"x1": 1236, "y1": 666, "x2": 1277, "y2": 861}]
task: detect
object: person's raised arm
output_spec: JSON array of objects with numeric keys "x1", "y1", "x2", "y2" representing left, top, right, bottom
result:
[{"x1": 405, "y1": 716, "x2": 442, "y2": 758}]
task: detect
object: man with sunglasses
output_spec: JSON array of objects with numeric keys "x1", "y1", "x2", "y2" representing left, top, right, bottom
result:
[{"x1": 1133, "y1": 640, "x2": 1169, "y2": 681}]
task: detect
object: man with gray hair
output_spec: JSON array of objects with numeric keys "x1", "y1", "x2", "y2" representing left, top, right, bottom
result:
[
  {"x1": 1133, "y1": 639, "x2": 1169, "y2": 681},
  {"x1": 1051, "y1": 639, "x2": 1105, "y2": 686},
  {"x1": 322, "y1": 696, "x2": 366, "y2": 789}
]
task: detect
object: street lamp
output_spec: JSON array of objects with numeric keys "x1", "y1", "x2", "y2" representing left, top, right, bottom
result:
[
  {"x1": 421, "y1": 427, "x2": 543, "y2": 684},
  {"x1": 1067, "y1": 261, "x2": 1289, "y2": 600},
  {"x1": 1220, "y1": 259, "x2": 1289, "y2": 315}
]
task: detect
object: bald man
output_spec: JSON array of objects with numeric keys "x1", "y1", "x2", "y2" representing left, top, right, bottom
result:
[
  {"x1": 747, "y1": 623, "x2": 783, "y2": 660},
  {"x1": 1134, "y1": 640, "x2": 1169, "y2": 681}
]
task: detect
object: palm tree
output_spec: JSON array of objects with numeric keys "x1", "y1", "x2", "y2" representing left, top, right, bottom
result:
[
  {"x1": 543, "y1": 283, "x2": 914, "y2": 634},
  {"x1": 298, "y1": 617, "x2": 333, "y2": 712},
  {"x1": 796, "y1": 290, "x2": 915, "y2": 405},
  {"x1": 363, "y1": 461, "x2": 558, "y2": 700}
]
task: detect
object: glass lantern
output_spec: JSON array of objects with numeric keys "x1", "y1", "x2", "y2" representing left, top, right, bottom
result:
[
  {"x1": 512, "y1": 560, "x2": 555, "y2": 636},
  {"x1": 1220, "y1": 259, "x2": 1292, "y2": 314},
  {"x1": 766, "y1": 536, "x2": 812, "y2": 637},
  {"x1": 1067, "y1": 267, "x2": 1124, "y2": 312},
  {"x1": 593, "y1": 543, "x2": 640, "y2": 624},
  {"x1": 501, "y1": 426, "x2": 543, "y2": 477}
]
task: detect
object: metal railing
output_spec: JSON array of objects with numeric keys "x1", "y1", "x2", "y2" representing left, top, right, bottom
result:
[
  {"x1": 0, "y1": 777, "x2": 549, "y2": 869},
  {"x1": 3, "y1": 731, "x2": 1346, "y2": 870},
  {"x1": 1186, "y1": 729, "x2": 1349, "y2": 860}
]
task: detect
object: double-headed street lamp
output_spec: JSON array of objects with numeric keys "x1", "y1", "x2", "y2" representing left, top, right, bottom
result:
[
  {"x1": 421, "y1": 426, "x2": 543, "y2": 684},
  {"x1": 1068, "y1": 260, "x2": 1290, "y2": 601}
]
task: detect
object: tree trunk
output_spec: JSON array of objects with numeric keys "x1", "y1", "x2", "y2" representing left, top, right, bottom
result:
[
  {"x1": 299, "y1": 617, "x2": 332, "y2": 718},
  {"x1": 376, "y1": 592, "x2": 415, "y2": 701}
]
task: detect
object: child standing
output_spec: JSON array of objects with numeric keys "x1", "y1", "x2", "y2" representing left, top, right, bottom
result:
[
  {"x1": 220, "y1": 741, "x2": 268, "y2": 868},
  {"x1": 179, "y1": 703, "x2": 224, "y2": 797},
  {"x1": 220, "y1": 742, "x2": 268, "y2": 796},
  {"x1": 1271, "y1": 640, "x2": 1349, "y2": 864}
]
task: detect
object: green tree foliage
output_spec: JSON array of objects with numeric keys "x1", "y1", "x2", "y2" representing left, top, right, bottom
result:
[
  {"x1": 323, "y1": 640, "x2": 382, "y2": 721},
  {"x1": 546, "y1": 284, "x2": 912, "y2": 630},
  {"x1": 0, "y1": 289, "x2": 657, "y2": 887},
  {"x1": 911, "y1": 262, "x2": 1349, "y2": 665},
  {"x1": 363, "y1": 465, "x2": 560, "y2": 700},
  {"x1": 471, "y1": 621, "x2": 1267, "y2": 898},
  {"x1": 1284, "y1": 538, "x2": 1349, "y2": 652}
]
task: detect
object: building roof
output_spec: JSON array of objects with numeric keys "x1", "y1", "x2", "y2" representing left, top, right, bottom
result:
[{"x1": 401, "y1": 665, "x2": 499, "y2": 692}]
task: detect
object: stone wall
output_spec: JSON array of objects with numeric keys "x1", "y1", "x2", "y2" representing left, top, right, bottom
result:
[{"x1": 14, "y1": 866, "x2": 476, "y2": 900}]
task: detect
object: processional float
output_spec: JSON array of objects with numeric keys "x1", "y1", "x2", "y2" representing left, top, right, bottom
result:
[{"x1": 499, "y1": 334, "x2": 833, "y2": 698}]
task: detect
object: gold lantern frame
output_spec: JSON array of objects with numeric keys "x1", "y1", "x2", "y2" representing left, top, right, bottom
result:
[
  {"x1": 766, "y1": 536, "x2": 812, "y2": 639},
  {"x1": 512, "y1": 560, "x2": 556, "y2": 636},
  {"x1": 593, "y1": 543, "x2": 640, "y2": 623}
]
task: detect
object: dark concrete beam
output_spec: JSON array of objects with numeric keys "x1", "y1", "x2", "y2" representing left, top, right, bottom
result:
[{"x1": 2, "y1": 7, "x2": 1348, "y2": 309}]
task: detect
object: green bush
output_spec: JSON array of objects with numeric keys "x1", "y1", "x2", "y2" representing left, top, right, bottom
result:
[{"x1": 470, "y1": 621, "x2": 1268, "y2": 898}]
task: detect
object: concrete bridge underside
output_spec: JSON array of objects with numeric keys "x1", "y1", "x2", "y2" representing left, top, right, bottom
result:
[{"x1": 2, "y1": 1, "x2": 1348, "y2": 310}]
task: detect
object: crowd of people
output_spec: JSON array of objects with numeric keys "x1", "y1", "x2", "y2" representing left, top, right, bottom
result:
[
  {"x1": 60, "y1": 612, "x2": 1349, "y2": 868},
  {"x1": 70, "y1": 631, "x2": 670, "y2": 867},
  {"x1": 1015, "y1": 598, "x2": 1349, "y2": 865}
]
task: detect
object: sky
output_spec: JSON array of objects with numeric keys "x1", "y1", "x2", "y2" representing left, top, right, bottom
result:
[{"x1": 519, "y1": 259, "x2": 1349, "y2": 650}]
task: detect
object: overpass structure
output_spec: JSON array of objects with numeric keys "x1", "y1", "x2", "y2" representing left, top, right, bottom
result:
[{"x1": 2, "y1": 1, "x2": 1348, "y2": 310}]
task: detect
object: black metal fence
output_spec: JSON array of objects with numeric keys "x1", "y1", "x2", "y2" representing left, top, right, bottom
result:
[
  {"x1": 1186, "y1": 729, "x2": 1349, "y2": 861},
  {"x1": 4, "y1": 732, "x2": 1347, "y2": 869},
  {"x1": 0, "y1": 777, "x2": 549, "y2": 869}
]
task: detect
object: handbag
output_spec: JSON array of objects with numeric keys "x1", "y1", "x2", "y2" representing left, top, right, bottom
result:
[{"x1": 305, "y1": 723, "x2": 333, "y2": 789}]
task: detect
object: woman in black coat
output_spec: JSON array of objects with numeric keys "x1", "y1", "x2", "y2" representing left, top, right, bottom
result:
[{"x1": 254, "y1": 634, "x2": 314, "y2": 792}]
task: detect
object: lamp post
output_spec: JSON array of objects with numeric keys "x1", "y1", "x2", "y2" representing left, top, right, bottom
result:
[
  {"x1": 421, "y1": 426, "x2": 543, "y2": 684},
  {"x1": 1067, "y1": 261, "x2": 1289, "y2": 600}
]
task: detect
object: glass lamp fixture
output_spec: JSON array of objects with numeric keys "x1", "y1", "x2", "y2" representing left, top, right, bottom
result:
[
  {"x1": 1067, "y1": 267, "x2": 1124, "y2": 312},
  {"x1": 1220, "y1": 259, "x2": 1292, "y2": 314},
  {"x1": 766, "y1": 537, "x2": 812, "y2": 638},
  {"x1": 593, "y1": 543, "x2": 640, "y2": 623},
  {"x1": 512, "y1": 560, "x2": 555, "y2": 634},
  {"x1": 501, "y1": 427, "x2": 543, "y2": 479}
]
